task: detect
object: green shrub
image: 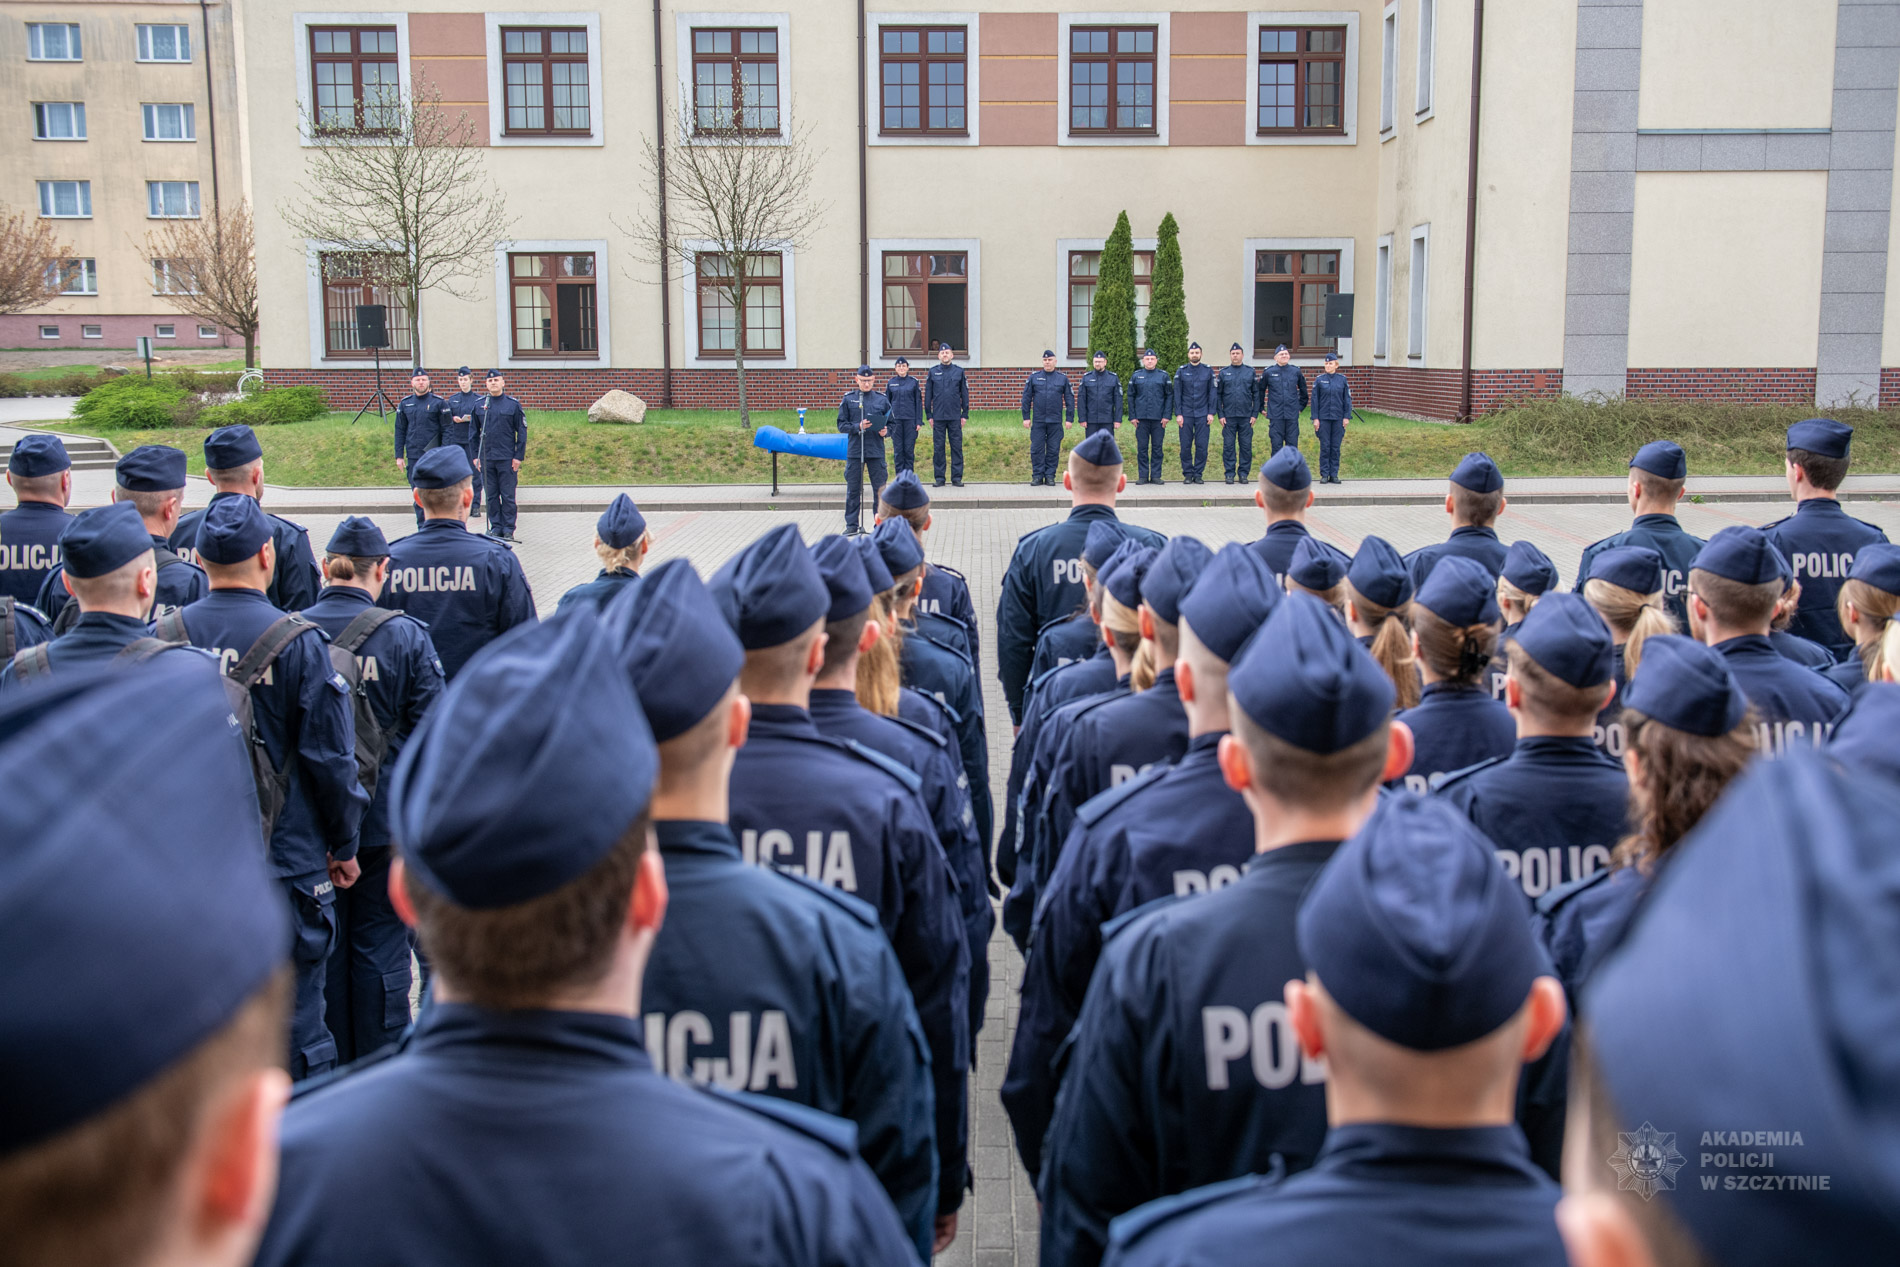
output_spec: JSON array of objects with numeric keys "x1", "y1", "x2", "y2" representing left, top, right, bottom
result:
[
  {"x1": 1480, "y1": 394, "x2": 1899, "y2": 473},
  {"x1": 196, "y1": 384, "x2": 328, "y2": 428},
  {"x1": 0, "y1": 374, "x2": 25, "y2": 398},
  {"x1": 164, "y1": 368, "x2": 243, "y2": 394},
  {"x1": 73, "y1": 375, "x2": 188, "y2": 428}
]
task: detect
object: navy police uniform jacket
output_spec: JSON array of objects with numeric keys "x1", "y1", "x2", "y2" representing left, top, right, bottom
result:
[
  {"x1": 441, "y1": 389, "x2": 485, "y2": 453},
  {"x1": 1763, "y1": 497, "x2": 1890, "y2": 656},
  {"x1": 1127, "y1": 368, "x2": 1174, "y2": 421},
  {"x1": 926, "y1": 361, "x2": 969, "y2": 420},
  {"x1": 1258, "y1": 363, "x2": 1309, "y2": 421},
  {"x1": 0, "y1": 596, "x2": 51, "y2": 654},
  {"x1": 916, "y1": 561, "x2": 978, "y2": 666},
  {"x1": 300, "y1": 585, "x2": 443, "y2": 853},
  {"x1": 1103, "y1": 1124, "x2": 1566, "y2": 1267},
  {"x1": 885, "y1": 373, "x2": 923, "y2": 423},
  {"x1": 1079, "y1": 370, "x2": 1123, "y2": 426},
  {"x1": 837, "y1": 389, "x2": 890, "y2": 449},
  {"x1": 476, "y1": 393, "x2": 528, "y2": 462},
  {"x1": 1712, "y1": 634, "x2": 1850, "y2": 753},
  {"x1": 1009, "y1": 680, "x2": 1133, "y2": 948},
  {"x1": 1404, "y1": 525, "x2": 1509, "y2": 588},
  {"x1": 377, "y1": 520, "x2": 536, "y2": 679},
  {"x1": 1394, "y1": 683, "x2": 1517, "y2": 792},
  {"x1": 171, "y1": 492, "x2": 323, "y2": 613},
  {"x1": 1040, "y1": 842, "x2": 1341, "y2": 1267},
  {"x1": 0, "y1": 500, "x2": 73, "y2": 604},
  {"x1": 899, "y1": 619, "x2": 993, "y2": 858},
  {"x1": 554, "y1": 567, "x2": 640, "y2": 616},
  {"x1": 1770, "y1": 629, "x2": 1836, "y2": 670},
  {"x1": 1029, "y1": 611, "x2": 1101, "y2": 682},
  {"x1": 1001, "y1": 647, "x2": 1118, "y2": 885},
  {"x1": 1042, "y1": 668, "x2": 1189, "y2": 857},
  {"x1": 640, "y1": 820, "x2": 940, "y2": 1257},
  {"x1": 1310, "y1": 371, "x2": 1352, "y2": 422},
  {"x1": 394, "y1": 391, "x2": 445, "y2": 466},
  {"x1": 0, "y1": 610, "x2": 155, "y2": 687},
  {"x1": 728, "y1": 703, "x2": 971, "y2": 1216},
  {"x1": 175, "y1": 588, "x2": 367, "y2": 879},
  {"x1": 1437, "y1": 736, "x2": 1629, "y2": 901},
  {"x1": 35, "y1": 533, "x2": 208, "y2": 627},
  {"x1": 1248, "y1": 520, "x2": 1312, "y2": 584},
  {"x1": 997, "y1": 506, "x2": 1166, "y2": 723},
  {"x1": 1575, "y1": 513, "x2": 1704, "y2": 630},
  {"x1": 254, "y1": 1004, "x2": 918, "y2": 1267},
  {"x1": 1823, "y1": 653, "x2": 1871, "y2": 700},
  {"x1": 1022, "y1": 370, "x2": 1075, "y2": 424},
  {"x1": 1173, "y1": 362, "x2": 1216, "y2": 421},
  {"x1": 1213, "y1": 365, "x2": 1258, "y2": 419}
]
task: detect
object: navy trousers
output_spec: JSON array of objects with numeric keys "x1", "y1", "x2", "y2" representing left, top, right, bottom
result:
[
  {"x1": 1268, "y1": 415, "x2": 1301, "y2": 457},
  {"x1": 1134, "y1": 420, "x2": 1166, "y2": 482},
  {"x1": 844, "y1": 440, "x2": 887, "y2": 532},
  {"x1": 890, "y1": 421, "x2": 919, "y2": 474},
  {"x1": 1221, "y1": 417, "x2": 1255, "y2": 482},
  {"x1": 1030, "y1": 422, "x2": 1064, "y2": 482},
  {"x1": 483, "y1": 460, "x2": 518, "y2": 536},
  {"x1": 932, "y1": 420, "x2": 964, "y2": 483},
  {"x1": 285, "y1": 872, "x2": 339, "y2": 1080},
  {"x1": 1180, "y1": 419, "x2": 1210, "y2": 479},
  {"x1": 1316, "y1": 419, "x2": 1345, "y2": 480},
  {"x1": 323, "y1": 846, "x2": 414, "y2": 1065}
]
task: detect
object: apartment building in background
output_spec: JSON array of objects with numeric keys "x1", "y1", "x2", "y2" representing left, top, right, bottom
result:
[
  {"x1": 234, "y1": 1, "x2": 1898, "y2": 418},
  {"x1": 2, "y1": 1, "x2": 247, "y2": 351}
]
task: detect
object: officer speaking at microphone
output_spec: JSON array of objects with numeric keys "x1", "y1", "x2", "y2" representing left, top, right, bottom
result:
[
  {"x1": 170, "y1": 425, "x2": 323, "y2": 612},
  {"x1": 441, "y1": 366, "x2": 486, "y2": 517},
  {"x1": 838, "y1": 365, "x2": 890, "y2": 536},
  {"x1": 0, "y1": 433, "x2": 74, "y2": 605},
  {"x1": 394, "y1": 370, "x2": 446, "y2": 528},
  {"x1": 476, "y1": 370, "x2": 527, "y2": 542}
]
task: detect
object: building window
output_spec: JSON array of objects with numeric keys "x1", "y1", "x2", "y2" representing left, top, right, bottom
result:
[
  {"x1": 1258, "y1": 26, "x2": 1347, "y2": 134},
  {"x1": 695, "y1": 252, "x2": 784, "y2": 357},
  {"x1": 198, "y1": 324, "x2": 218, "y2": 338},
  {"x1": 1415, "y1": 0, "x2": 1435, "y2": 114},
  {"x1": 39, "y1": 325, "x2": 59, "y2": 340},
  {"x1": 501, "y1": 28, "x2": 591, "y2": 135},
  {"x1": 310, "y1": 26, "x2": 400, "y2": 133},
  {"x1": 692, "y1": 29, "x2": 780, "y2": 135},
  {"x1": 1408, "y1": 226, "x2": 1429, "y2": 359},
  {"x1": 1254, "y1": 250, "x2": 1340, "y2": 356},
  {"x1": 1374, "y1": 239, "x2": 1392, "y2": 359},
  {"x1": 1069, "y1": 26, "x2": 1156, "y2": 135},
  {"x1": 152, "y1": 258, "x2": 196, "y2": 294},
  {"x1": 879, "y1": 27, "x2": 967, "y2": 136},
  {"x1": 37, "y1": 180, "x2": 91, "y2": 218},
  {"x1": 320, "y1": 253, "x2": 411, "y2": 358},
  {"x1": 33, "y1": 102, "x2": 86, "y2": 140},
  {"x1": 1380, "y1": 9, "x2": 1396, "y2": 133},
  {"x1": 508, "y1": 252, "x2": 598, "y2": 355},
  {"x1": 27, "y1": 24, "x2": 81, "y2": 61},
  {"x1": 137, "y1": 24, "x2": 191, "y2": 62},
  {"x1": 154, "y1": 324, "x2": 176, "y2": 339},
  {"x1": 1067, "y1": 248, "x2": 1154, "y2": 357},
  {"x1": 142, "y1": 103, "x2": 197, "y2": 142},
  {"x1": 882, "y1": 252, "x2": 967, "y2": 355},
  {"x1": 147, "y1": 181, "x2": 201, "y2": 218},
  {"x1": 47, "y1": 259, "x2": 96, "y2": 295},
  {"x1": 82, "y1": 324, "x2": 102, "y2": 339}
]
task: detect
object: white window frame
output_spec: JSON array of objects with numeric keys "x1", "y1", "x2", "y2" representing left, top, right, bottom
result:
[
  {"x1": 198, "y1": 324, "x2": 220, "y2": 339},
  {"x1": 867, "y1": 238, "x2": 981, "y2": 367},
  {"x1": 491, "y1": 238, "x2": 612, "y2": 368},
  {"x1": 82, "y1": 324, "x2": 103, "y2": 339},
  {"x1": 866, "y1": 12, "x2": 980, "y2": 147},
  {"x1": 1408, "y1": 223, "x2": 1430, "y2": 364},
  {"x1": 37, "y1": 180, "x2": 91, "y2": 218},
  {"x1": 154, "y1": 324, "x2": 176, "y2": 339},
  {"x1": 1374, "y1": 234, "x2": 1393, "y2": 363},
  {"x1": 1380, "y1": 3, "x2": 1396, "y2": 136},
  {"x1": 1053, "y1": 236, "x2": 1158, "y2": 368},
  {"x1": 142, "y1": 103, "x2": 198, "y2": 142},
  {"x1": 147, "y1": 181, "x2": 202, "y2": 219},
  {"x1": 27, "y1": 23, "x2": 81, "y2": 61},
  {"x1": 52, "y1": 259, "x2": 97, "y2": 295},
  {"x1": 33, "y1": 102, "x2": 87, "y2": 141},
  {"x1": 1246, "y1": 10, "x2": 1359, "y2": 147},
  {"x1": 1415, "y1": 0, "x2": 1435, "y2": 120},
  {"x1": 1057, "y1": 12, "x2": 1169, "y2": 147},
  {"x1": 153, "y1": 258, "x2": 197, "y2": 295},
  {"x1": 1241, "y1": 236, "x2": 1355, "y2": 366},
  {"x1": 136, "y1": 23, "x2": 192, "y2": 62},
  {"x1": 484, "y1": 13, "x2": 605, "y2": 147},
  {"x1": 680, "y1": 239, "x2": 800, "y2": 367},
  {"x1": 38, "y1": 325, "x2": 60, "y2": 340},
  {"x1": 292, "y1": 13, "x2": 412, "y2": 146},
  {"x1": 675, "y1": 12, "x2": 793, "y2": 147}
]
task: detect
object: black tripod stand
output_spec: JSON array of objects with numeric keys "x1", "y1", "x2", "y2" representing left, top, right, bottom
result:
[{"x1": 350, "y1": 345, "x2": 401, "y2": 424}]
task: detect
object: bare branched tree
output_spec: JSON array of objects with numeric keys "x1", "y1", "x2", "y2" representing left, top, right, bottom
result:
[
  {"x1": 146, "y1": 200, "x2": 261, "y2": 366},
  {"x1": 0, "y1": 204, "x2": 72, "y2": 315},
  {"x1": 626, "y1": 107, "x2": 826, "y2": 429},
  {"x1": 280, "y1": 81, "x2": 511, "y2": 367}
]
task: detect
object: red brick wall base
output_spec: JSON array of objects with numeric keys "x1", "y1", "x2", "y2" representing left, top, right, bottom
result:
[
  {"x1": 0, "y1": 313, "x2": 239, "y2": 350},
  {"x1": 1625, "y1": 368, "x2": 1818, "y2": 404}
]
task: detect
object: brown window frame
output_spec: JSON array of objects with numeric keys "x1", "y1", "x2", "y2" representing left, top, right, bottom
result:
[
  {"x1": 881, "y1": 251, "x2": 969, "y2": 357},
  {"x1": 878, "y1": 25, "x2": 968, "y2": 137},
  {"x1": 500, "y1": 27, "x2": 592, "y2": 136},
  {"x1": 1069, "y1": 25, "x2": 1158, "y2": 137},
  {"x1": 508, "y1": 252, "x2": 598, "y2": 358},
  {"x1": 691, "y1": 27, "x2": 781, "y2": 137},
  {"x1": 695, "y1": 251, "x2": 786, "y2": 359},
  {"x1": 1066, "y1": 249, "x2": 1155, "y2": 359},
  {"x1": 1253, "y1": 249, "x2": 1340, "y2": 357},
  {"x1": 1257, "y1": 26, "x2": 1347, "y2": 136},
  {"x1": 308, "y1": 25, "x2": 400, "y2": 135},
  {"x1": 320, "y1": 252, "x2": 412, "y2": 359}
]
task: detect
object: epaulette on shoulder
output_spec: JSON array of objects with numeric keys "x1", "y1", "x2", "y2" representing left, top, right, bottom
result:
[
  {"x1": 842, "y1": 736, "x2": 924, "y2": 793},
  {"x1": 1075, "y1": 761, "x2": 1171, "y2": 828},
  {"x1": 777, "y1": 869, "x2": 883, "y2": 929},
  {"x1": 1036, "y1": 609, "x2": 1088, "y2": 638},
  {"x1": 1099, "y1": 891, "x2": 1182, "y2": 946},
  {"x1": 1430, "y1": 754, "x2": 1506, "y2": 793},
  {"x1": 931, "y1": 561, "x2": 968, "y2": 584},
  {"x1": 699, "y1": 1085, "x2": 860, "y2": 1159},
  {"x1": 916, "y1": 628, "x2": 975, "y2": 670},
  {"x1": 887, "y1": 711, "x2": 950, "y2": 749},
  {"x1": 1108, "y1": 1165, "x2": 1285, "y2": 1252},
  {"x1": 1759, "y1": 514, "x2": 1795, "y2": 533},
  {"x1": 1853, "y1": 515, "x2": 1888, "y2": 536},
  {"x1": 268, "y1": 511, "x2": 310, "y2": 534},
  {"x1": 1066, "y1": 686, "x2": 1131, "y2": 725},
  {"x1": 921, "y1": 608, "x2": 973, "y2": 635},
  {"x1": 1535, "y1": 866, "x2": 1612, "y2": 918}
]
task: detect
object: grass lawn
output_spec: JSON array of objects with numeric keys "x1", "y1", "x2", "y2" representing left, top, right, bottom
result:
[{"x1": 42, "y1": 396, "x2": 1900, "y2": 486}]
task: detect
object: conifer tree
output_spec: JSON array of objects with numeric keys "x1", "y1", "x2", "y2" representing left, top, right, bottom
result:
[
  {"x1": 1147, "y1": 212, "x2": 1189, "y2": 372},
  {"x1": 1088, "y1": 211, "x2": 1139, "y2": 385}
]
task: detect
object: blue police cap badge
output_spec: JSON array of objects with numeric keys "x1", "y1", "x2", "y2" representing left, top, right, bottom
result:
[
  {"x1": 7, "y1": 433, "x2": 71, "y2": 478},
  {"x1": 1230, "y1": 591, "x2": 1394, "y2": 752},
  {"x1": 1188, "y1": 341, "x2": 1201, "y2": 351},
  {"x1": 1230, "y1": 342, "x2": 1244, "y2": 352},
  {"x1": 1786, "y1": 417, "x2": 1852, "y2": 459},
  {"x1": 1692, "y1": 525, "x2": 1784, "y2": 586},
  {"x1": 811, "y1": 534, "x2": 875, "y2": 622},
  {"x1": 1510, "y1": 591, "x2": 1614, "y2": 688},
  {"x1": 195, "y1": 494, "x2": 272, "y2": 565},
  {"x1": 1322, "y1": 351, "x2": 1338, "y2": 362},
  {"x1": 457, "y1": 365, "x2": 471, "y2": 376},
  {"x1": 1091, "y1": 350, "x2": 1106, "y2": 361},
  {"x1": 856, "y1": 364, "x2": 874, "y2": 376},
  {"x1": 1630, "y1": 440, "x2": 1688, "y2": 481},
  {"x1": 1140, "y1": 536, "x2": 1214, "y2": 627},
  {"x1": 893, "y1": 356, "x2": 909, "y2": 366},
  {"x1": 1621, "y1": 634, "x2": 1747, "y2": 737},
  {"x1": 597, "y1": 493, "x2": 647, "y2": 550},
  {"x1": 870, "y1": 515, "x2": 925, "y2": 578},
  {"x1": 1178, "y1": 542, "x2": 1281, "y2": 665},
  {"x1": 484, "y1": 369, "x2": 503, "y2": 379},
  {"x1": 1274, "y1": 344, "x2": 1289, "y2": 355},
  {"x1": 1415, "y1": 555, "x2": 1500, "y2": 627},
  {"x1": 1502, "y1": 539, "x2": 1559, "y2": 597},
  {"x1": 882, "y1": 470, "x2": 930, "y2": 512},
  {"x1": 938, "y1": 342, "x2": 952, "y2": 352},
  {"x1": 202, "y1": 424, "x2": 262, "y2": 470},
  {"x1": 1071, "y1": 429, "x2": 1123, "y2": 467},
  {"x1": 603, "y1": 558, "x2": 745, "y2": 743},
  {"x1": 1449, "y1": 451, "x2": 1504, "y2": 494},
  {"x1": 710, "y1": 523, "x2": 830, "y2": 650},
  {"x1": 1261, "y1": 445, "x2": 1311, "y2": 491},
  {"x1": 60, "y1": 502, "x2": 152, "y2": 579},
  {"x1": 326, "y1": 515, "x2": 389, "y2": 558},
  {"x1": 411, "y1": 446, "x2": 474, "y2": 488},
  {"x1": 1042, "y1": 349, "x2": 1056, "y2": 359},
  {"x1": 1348, "y1": 535, "x2": 1413, "y2": 609},
  {"x1": 115, "y1": 443, "x2": 187, "y2": 492},
  {"x1": 1588, "y1": 545, "x2": 1665, "y2": 595},
  {"x1": 1142, "y1": 348, "x2": 1157, "y2": 358}
]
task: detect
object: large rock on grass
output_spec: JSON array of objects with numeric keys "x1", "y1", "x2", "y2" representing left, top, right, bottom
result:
[{"x1": 588, "y1": 389, "x2": 647, "y2": 424}]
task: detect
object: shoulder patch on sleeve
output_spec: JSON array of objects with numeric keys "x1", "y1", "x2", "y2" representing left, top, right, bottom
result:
[
  {"x1": 1076, "y1": 761, "x2": 1171, "y2": 827},
  {"x1": 1108, "y1": 1166, "x2": 1285, "y2": 1252},
  {"x1": 841, "y1": 737, "x2": 925, "y2": 792},
  {"x1": 700, "y1": 1085, "x2": 861, "y2": 1158}
]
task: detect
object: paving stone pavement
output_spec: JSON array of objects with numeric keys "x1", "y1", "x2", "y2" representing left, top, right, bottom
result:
[{"x1": 274, "y1": 494, "x2": 1900, "y2": 1267}]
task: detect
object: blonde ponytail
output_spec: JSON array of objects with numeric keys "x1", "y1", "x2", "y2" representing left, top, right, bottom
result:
[
  {"x1": 1583, "y1": 578, "x2": 1676, "y2": 678},
  {"x1": 1348, "y1": 583, "x2": 1420, "y2": 709}
]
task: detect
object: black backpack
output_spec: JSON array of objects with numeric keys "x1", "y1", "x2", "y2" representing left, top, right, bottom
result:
[
  {"x1": 49, "y1": 545, "x2": 189, "y2": 635},
  {"x1": 0, "y1": 596, "x2": 18, "y2": 659},
  {"x1": 321, "y1": 605, "x2": 401, "y2": 799}
]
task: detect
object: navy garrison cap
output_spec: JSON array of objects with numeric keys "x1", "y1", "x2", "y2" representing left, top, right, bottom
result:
[
  {"x1": 1502, "y1": 540, "x2": 1558, "y2": 597},
  {"x1": 485, "y1": 369, "x2": 502, "y2": 379},
  {"x1": 882, "y1": 470, "x2": 931, "y2": 511},
  {"x1": 1829, "y1": 683, "x2": 1900, "y2": 785},
  {"x1": 1348, "y1": 536, "x2": 1413, "y2": 609},
  {"x1": 1092, "y1": 350, "x2": 1106, "y2": 361},
  {"x1": 202, "y1": 424, "x2": 262, "y2": 469},
  {"x1": 1083, "y1": 521, "x2": 1127, "y2": 571},
  {"x1": 457, "y1": 365, "x2": 471, "y2": 376},
  {"x1": 1850, "y1": 542, "x2": 1900, "y2": 593},
  {"x1": 1323, "y1": 351, "x2": 1338, "y2": 362},
  {"x1": 854, "y1": 535, "x2": 894, "y2": 593},
  {"x1": 811, "y1": 534, "x2": 874, "y2": 621},
  {"x1": 1261, "y1": 445, "x2": 1312, "y2": 491},
  {"x1": 115, "y1": 444, "x2": 186, "y2": 492},
  {"x1": 326, "y1": 515, "x2": 388, "y2": 558},
  {"x1": 0, "y1": 657, "x2": 286, "y2": 1153},
  {"x1": 871, "y1": 514, "x2": 925, "y2": 577},
  {"x1": 1510, "y1": 591, "x2": 1614, "y2": 688},
  {"x1": 1140, "y1": 536, "x2": 1214, "y2": 625},
  {"x1": 8, "y1": 433, "x2": 70, "y2": 478},
  {"x1": 893, "y1": 356, "x2": 909, "y2": 367},
  {"x1": 1786, "y1": 417, "x2": 1853, "y2": 459},
  {"x1": 1142, "y1": 348, "x2": 1157, "y2": 358},
  {"x1": 1071, "y1": 430, "x2": 1122, "y2": 467},
  {"x1": 606, "y1": 559, "x2": 744, "y2": 743},
  {"x1": 195, "y1": 493, "x2": 270, "y2": 564},
  {"x1": 710, "y1": 524, "x2": 829, "y2": 650},
  {"x1": 939, "y1": 343, "x2": 952, "y2": 352},
  {"x1": 597, "y1": 493, "x2": 647, "y2": 549},
  {"x1": 1630, "y1": 440, "x2": 1688, "y2": 480},
  {"x1": 1189, "y1": 341, "x2": 1202, "y2": 351},
  {"x1": 60, "y1": 503, "x2": 152, "y2": 578},
  {"x1": 1179, "y1": 542, "x2": 1281, "y2": 664},
  {"x1": 1274, "y1": 344, "x2": 1289, "y2": 355},
  {"x1": 1585, "y1": 753, "x2": 1900, "y2": 1265},
  {"x1": 1230, "y1": 342, "x2": 1244, "y2": 352},
  {"x1": 1230, "y1": 592, "x2": 1394, "y2": 752},
  {"x1": 1692, "y1": 525, "x2": 1783, "y2": 585},
  {"x1": 1622, "y1": 634, "x2": 1747, "y2": 737},
  {"x1": 1042, "y1": 349, "x2": 1056, "y2": 359},
  {"x1": 1101, "y1": 544, "x2": 1158, "y2": 611},
  {"x1": 1288, "y1": 537, "x2": 1350, "y2": 591},
  {"x1": 1588, "y1": 544, "x2": 1664, "y2": 595},
  {"x1": 1302, "y1": 792, "x2": 1550, "y2": 1051},
  {"x1": 1414, "y1": 555, "x2": 1501, "y2": 626},
  {"x1": 392, "y1": 611, "x2": 657, "y2": 909},
  {"x1": 411, "y1": 446, "x2": 473, "y2": 488},
  {"x1": 1450, "y1": 451, "x2": 1503, "y2": 494},
  {"x1": 856, "y1": 364, "x2": 874, "y2": 377}
]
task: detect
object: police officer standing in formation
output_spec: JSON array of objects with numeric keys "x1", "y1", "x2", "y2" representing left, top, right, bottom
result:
[
  {"x1": 394, "y1": 369, "x2": 446, "y2": 528},
  {"x1": 926, "y1": 342, "x2": 969, "y2": 487},
  {"x1": 476, "y1": 370, "x2": 528, "y2": 541},
  {"x1": 302, "y1": 515, "x2": 443, "y2": 1065},
  {"x1": 1, "y1": 433, "x2": 73, "y2": 610},
  {"x1": 36, "y1": 444, "x2": 207, "y2": 631},
  {"x1": 1250, "y1": 447, "x2": 1317, "y2": 583},
  {"x1": 1575, "y1": 440, "x2": 1703, "y2": 629},
  {"x1": 555, "y1": 493, "x2": 649, "y2": 614},
  {"x1": 877, "y1": 470, "x2": 979, "y2": 663},
  {"x1": 884, "y1": 355, "x2": 923, "y2": 476},
  {"x1": 1, "y1": 502, "x2": 168, "y2": 684},
  {"x1": 442, "y1": 366, "x2": 486, "y2": 518},
  {"x1": 1395, "y1": 556, "x2": 1518, "y2": 790},
  {"x1": 1173, "y1": 341, "x2": 1216, "y2": 484},
  {"x1": 171, "y1": 424, "x2": 324, "y2": 612},
  {"x1": 1078, "y1": 350, "x2": 1122, "y2": 439},
  {"x1": 1405, "y1": 451, "x2": 1511, "y2": 585},
  {"x1": 380, "y1": 446, "x2": 536, "y2": 679},
  {"x1": 1022, "y1": 349, "x2": 1077, "y2": 486},
  {"x1": 1309, "y1": 351, "x2": 1353, "y2": 483},
  {"x1": 1763, "y1": 417, "x2": 1889, "y2": 656},
  {"x1": 1259, "y1": 342, "x2": 1310, "y2": 463},
  {"x1": 1025, "y1": 519, "x2": 1125, "y2": 684},
  {"x1": 1126, "y1": 348, "x2": 1174, "y2": 485},
  {"x1": 838, "y1": 365, "x2": 890, "y2": 536},
  {"x1": 1215, "y1": 342, "x2": 1261, "y2": 484}
]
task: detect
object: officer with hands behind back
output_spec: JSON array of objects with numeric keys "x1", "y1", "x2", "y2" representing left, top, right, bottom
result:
[
  {"x1": 1079, "y1": 351, "x2": 1122, "y2": 439},
  {"x1": 170, "y1": 425, "x2": 324, "y2": 612},
  {"x1": 1309, "y1": 351, "x2": 1352, "y2": 483},
  {"x1": 1214, "y1": 343, "x2": 1261, "y2": 485},
  {"x1": 1173, "y1": 341, "x2": 1216, "y2": 484},
  {"x1": 476, "y1": 370, "x2": 527, "y2": 542},
  {"x1": 441, "y1": 366, "x2": 485, "y2": 517},
  {"x1": 1022, "y1": 350, "x2": 1077, "y2": 486},
  {"x1": 394, "y1": 370, "x2": 445, "y2": 528},
  {"x1": 1127, "y1": 348, "x2": 1174, "y2": 485},
  {"x1": 885, "y1": 356, "x2": 923, "y2": 476},
  {"x1": 1259, "y1": 342, "x2": 1309, "y2": 462},
  {"x1": 926, "y1": 343, "x2": 969, "y2": 487}
]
